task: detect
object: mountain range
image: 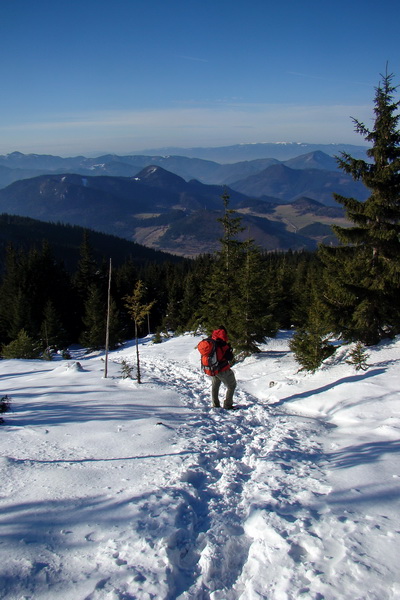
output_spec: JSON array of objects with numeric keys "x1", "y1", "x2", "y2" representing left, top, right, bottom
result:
[
  {"x1": 0, "y1": 143, "x2": 369, "y2": 188},
  {"x1": 0, "y1": 152, "x2": 360, "y2": 255},
  {"x1": 126, "y1": 142, "x2": 370, "y2": 163},
  {"x1": 0, "y1": 168, "x2": 281, "y2": 255}
]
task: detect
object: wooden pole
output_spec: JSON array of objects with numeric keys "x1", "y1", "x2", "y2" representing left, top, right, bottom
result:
[{"x1": 104, "y1": 258, "x2": 112, "y2": 378}]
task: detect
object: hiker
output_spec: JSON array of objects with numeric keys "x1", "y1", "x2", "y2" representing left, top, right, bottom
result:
[{"x1": 199, "y1": 326, "x2": 237, "y2": 409}]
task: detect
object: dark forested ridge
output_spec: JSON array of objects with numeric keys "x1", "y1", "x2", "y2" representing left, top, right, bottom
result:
[
  {"x1": 0, "y1": 214, "x2": 182, "y2": 272},
  {"x1": 0, "y1": 216, "x2": 191, "y2": 351}
]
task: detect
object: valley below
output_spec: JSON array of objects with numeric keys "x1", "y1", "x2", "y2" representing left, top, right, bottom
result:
[{"x1": 0, "y1": 144, "x2": 365, "y2": 256}]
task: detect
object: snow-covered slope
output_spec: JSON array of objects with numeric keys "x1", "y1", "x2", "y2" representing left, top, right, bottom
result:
[{"x1": 0, "y1": 332, "x2": 399, "y2": 599}]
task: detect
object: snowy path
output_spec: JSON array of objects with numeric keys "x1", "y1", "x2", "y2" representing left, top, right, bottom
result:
[
  {"x1": 0, "y1": 333, "x2": 399, "y2": 599},
  {"x1": 127, "y1": 348, "x2": 356, "y2": 599}
]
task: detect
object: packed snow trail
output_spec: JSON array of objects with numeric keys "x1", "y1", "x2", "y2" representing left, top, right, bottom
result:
[
  {"x1": 125, "y1": 344, "x2": 340, "y2": 599},
  {"x1": 0, "y1": 333, "x2": 399, "y2": 600}
]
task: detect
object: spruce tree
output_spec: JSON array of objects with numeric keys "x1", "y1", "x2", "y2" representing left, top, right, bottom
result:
[
  {"x1": 289, "y1": 327, "x2": 335, "y2": 373},
  {"x1": 180, "y1": 272, "x2": 202, "y2": 330},
  {"x1": 162, "y1": 275, "x2": 184, "y2": 332},
  {"x1": 80, "y1": 284, "x2": 122, "y2": 353},
  {"x1": 346, "y1": 341, "x2": 370, "y2": 372},
  {"x1": 2, "y1": 329, "x2": 41, "y2": 359},
  {"x1": 265, "y1": 252, "x2": 295, "y2": 329},
  {"x1": 120, "y1": 359, "x2": 134, "y2": 379},
  {"x1": 199, "y1": 193, "x2": 243, "y2": 329},
  {"x1": 73, "y1": 231, "x2": 99, "y2": 301},
  {"x1": 109, "y1": 298, "x2": 125, "y2": 349},
  {"x1": 199, "y1": 193, "x2": 276, "y2": 355},
  {"x1": 0, "y1": 246, "x2": 33, "y2": 342},
  {"x1": 232, "y1": 241, "x2": 278, "y2": 357},
  {"x1": 40, "y1": 300, "x2": 68, "y2": 350},
  {"x1": 319, "y1": 70, "x2": 400, "y2": 345},
  {"x1": 289, "y1": 280, "x2": 335, "y2": 372},
  {"x1": 80, "y1": 284, "x2": 106, "y2": 350},
  {"x1": 200, "y1": 192, "x2": 245, "y2": 331}
]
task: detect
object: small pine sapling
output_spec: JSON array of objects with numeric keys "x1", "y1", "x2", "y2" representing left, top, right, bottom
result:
[
  {"x1": 42, "y1": 347, "x2": 54, "y2": 361},
  {"x1": 120, "y1": 359, "x2": 134, "y2": 379},
  {"x1": 124, "y1": 281, "x2": 156, "y2": 383},
  {"x1": 0, "y1": 395, "x2": 11, "y2": 424},
  {"x1": 152, "y1": 329, "x2": 163, "y2": 344},
  {"x1": 346, "y1": 341, "x2": 370, "y2": 371}
]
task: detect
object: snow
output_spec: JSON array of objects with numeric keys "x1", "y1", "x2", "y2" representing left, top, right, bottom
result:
[{"x1": 0, "y1": 331, "x2": 399, "y2": 600}]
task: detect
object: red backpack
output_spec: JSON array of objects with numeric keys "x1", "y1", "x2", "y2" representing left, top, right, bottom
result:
[
  {"x1": 197, "y1": 338, "x2": 219, "y2": 376},
  {"x1": 197, "y1": 337, "x2": 229, "y2": 376}
]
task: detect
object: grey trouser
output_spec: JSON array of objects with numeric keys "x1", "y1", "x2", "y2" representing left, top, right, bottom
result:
[{"x1": 211, "y1": 369, "x2": 237, "y2": 408}]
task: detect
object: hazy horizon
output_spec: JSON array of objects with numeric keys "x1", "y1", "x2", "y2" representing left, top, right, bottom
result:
[{"x1": 0, "y1": 139, "x2": 371, "y2": 160}]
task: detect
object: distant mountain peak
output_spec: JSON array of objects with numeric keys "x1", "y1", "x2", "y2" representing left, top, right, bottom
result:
[
  {"x1": 134, "y1": 165, "x2": 186, "y2": 187},
  {"x1": 284, "y1": 151, "x2": 339, "y2": 171}
]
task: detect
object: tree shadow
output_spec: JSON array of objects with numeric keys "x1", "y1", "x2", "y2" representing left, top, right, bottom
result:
[
  {"x1": 0, "y1": 368, "x2": 51, "y2": 380},
  {"x1": 273, "y1": 368, "x2": 386, "y2": 406},
  {"x1": 254, "y1": 350, "x2": 288, "y2": 359},
  {"x1": 15, "y1": 449, "x2": 195, "y2": 466},
  {"x1": 7, "y1": 390, "x2": 192, "y2": 427},
  {"x1": 0, "y1": 463, "x2": 216, "y2": 598},
  {"x1": 325, "y1": 483, "x2": 400, "y2": 508},
  {"x1": 329, "y1": 438, "x2": 400, "y2": 469}
]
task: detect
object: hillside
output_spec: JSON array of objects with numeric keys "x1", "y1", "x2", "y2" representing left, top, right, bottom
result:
[
  {"x1": 0, "y1": 214, "x2": 182, "y2": 272},
  {"x1": 0, "y1": 165, "x2": 354, "y2": 255},
  {"x1": 230, "y1": 163, "x2": 369, "y2": 206},
  {"x1": 0, "y1": 146, "x2": 367, "y2": 255},
  {"x1": 260, "y1": 197, "x2": 347, "y2": 238},
  {"x1": 0, "y1": 331, "x2": 398, "y2": 599}
]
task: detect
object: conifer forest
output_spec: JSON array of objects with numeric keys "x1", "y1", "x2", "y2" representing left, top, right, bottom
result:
[{"x1": 1, "y1": 71, "x2": 399, "y2": 371}]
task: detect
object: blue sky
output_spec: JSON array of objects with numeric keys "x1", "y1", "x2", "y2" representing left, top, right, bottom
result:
[{"x1": 0, "y1": 0, "x2": 399, "y2": 156}]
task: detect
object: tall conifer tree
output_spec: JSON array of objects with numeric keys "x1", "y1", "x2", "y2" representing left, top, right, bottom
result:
[
  {"x1": 73, "y1": 231, "x2": 99, "y2": 300},
  {"x1": 0, "y1": 246, "x2": 31, "y2": 342},
  {"x1": 319, "y1": 69, "x2": 400, "y2": 344},
  {"x1": 232, "y1": 241, "x2": 278, "y2": 356},
  {"x1": 200, "y1": 192, "x2": 244, "y2": 332},
  {"x1": 200, "y1": 193, "x2": 275, "y2": 355},
  {"x1": 80, "y1": 284, "x2": 107, "y2": 350}
]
